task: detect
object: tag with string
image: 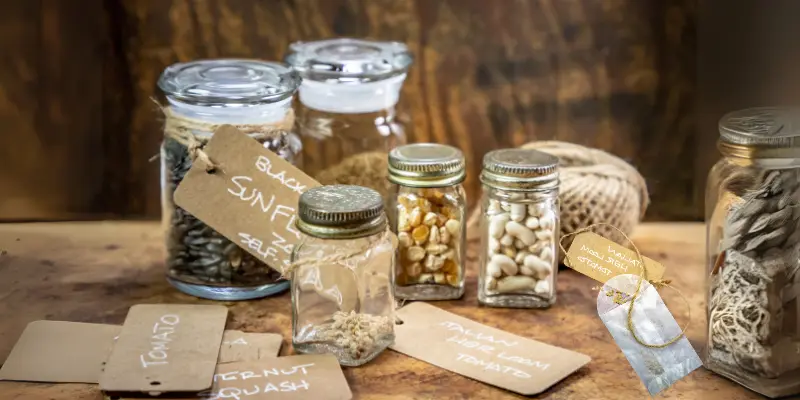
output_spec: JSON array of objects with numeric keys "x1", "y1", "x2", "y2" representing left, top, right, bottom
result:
[{"x1": 561, "y1": 224, "x2": 700, "y2": 395}]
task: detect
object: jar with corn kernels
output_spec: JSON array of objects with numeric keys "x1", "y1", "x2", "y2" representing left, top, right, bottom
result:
[
  {"x1": 388, "y1": 143, "x2": 466, "y2": 300},
  {"x1": 479, "y1": 149, "x2": 560, "y2": 308}
]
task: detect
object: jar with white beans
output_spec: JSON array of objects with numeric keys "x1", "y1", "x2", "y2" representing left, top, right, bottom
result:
[
  {"x1": 388, "y1": 143, "x2": 466, "y2": 301},
  {"x1": 478, "y1": 149, "x2": 559, "y2": 308}
]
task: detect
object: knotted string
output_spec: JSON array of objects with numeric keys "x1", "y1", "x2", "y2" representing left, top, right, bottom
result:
[{"x1": 559, "y1": 223, "x2": 691, "y2": 349}]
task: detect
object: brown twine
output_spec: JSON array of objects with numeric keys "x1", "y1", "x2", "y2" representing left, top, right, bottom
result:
[
  {"x1": 152, "y1": 98, "x2": 295, "y2": 173},
  {"x1": 559, "y1": 223, "x2": 690, "y2": 349},
  {"x1": 467, "y1": 142, "x2": 649, "y2": 258},
  {"x1": 281, "y1": 229, "x2": 395, "y2": 279}
]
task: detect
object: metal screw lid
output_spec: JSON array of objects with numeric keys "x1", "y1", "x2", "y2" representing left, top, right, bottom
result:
[
  {"x1": 297, "y1": 185, "x2": 386, "y2": 239},
  {"x1": 158, "y1": 59, "x2": 300, "y2": 106},
  {"x1": 480, "y1": 149, "x2": 559, "y2": 190},
  {"x1": 284, "y1": 38, "x2": 412, "y2": 83},
  {"x1": 388, "y1": 143, "x2": 466, "y2": 188}
]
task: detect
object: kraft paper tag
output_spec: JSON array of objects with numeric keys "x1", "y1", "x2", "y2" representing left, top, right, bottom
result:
[
  {"x1": 391, "y1": 303, "x2": 591, "y2": 396},
  {"x1": 174, "y1": 125, "x2": 321, "y2": 274},
  {"x1": 564, "y1": 232, "x2": 665, "y2": 289},
  {"x1": 0, "y1": 321, "x2": 121, "y2": 383},
  {"x1": 100, "y1": 304, "x2": 228, "y2": 393},
  {"x1": 219, "y1": 331, "x2": 283, "y2": 363},
  {"x1": 106, "y1": 355, "x2": 352, "y2": 400}
]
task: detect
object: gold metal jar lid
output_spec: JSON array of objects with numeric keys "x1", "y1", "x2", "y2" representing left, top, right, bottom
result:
[
  {"x1": 480, "y1": 148, "x2": 559, "y2": 190},
  {"x1": 297, "y1": 185, "x2": 386, "y2": 239},
  {"x1": 388, "y1": 143, "x2": 466, "y2": 187},
  {"x1": 718, "y1": 107, "x2": 800, "y2": 159}
]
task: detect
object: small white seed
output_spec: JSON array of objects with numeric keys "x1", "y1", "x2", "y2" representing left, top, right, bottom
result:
[
  {"x1": 487, "y1": 260, "x2": 503, "y2": 278},
  {"x1": 491, "y1": 254, "x2": 518, "y2": 276},
  {"x1": 534, "y1": 279, "x2": 551, "y2": 295},
  {"x1": 500, "y1": 234, "x2": 514, "y2": 247},
  {"x1": 502, "y1": 246, "x2": 517, "y2": 259},
  {"x1": 423, "y1": 212, "x2": 438, "y2": 227},
  {"x1": 429, "y1": 226, "x2": 440, "y2": 244},
  {"x1": 424, "y1": 254, "x2": 445, "y2": 271},
  {"x1": 398, "y1": 231, "x2": 413, "y2": 248},
  {"x1": 488, "y1": 199, "x2": 502, "y2": 214},
  {"x1": 398, "y1": 208, "x2": 411, "y2": 232},
  {"x1": 510, "y1": 203, "x2": 527, "y2": 222},
  {"x1": 540, "y1": 246, "x2": 554, "y2": 263},
  {"x1": 419, "y1": 273, "x2": 434, "y2": 283},
  {"x1": 409, "y1": 207, "x2": 423, "y2": 227},
  {"x1": 525, "y1": 216, "x2": 540, "y2": 230},
  {"x1": 525, "y1": 254, "x2": 552, "y2": 279},
  {"x1": 489, "y1": 213, "x2": 510, "y2": 239},
  {"x1": 514, "y1": 238, "x2": 526, "y2": 249},
  {"x1": 528, "y1": 242, "x2": 545, "y2": 254},
  {"x1": 527, "y1": 204, "x2": 542, "y2": 217},
  {"x1": 515, "y1": 250, "x2": 530, "y2": 264},
  {"x1": 505, "y1": 221, "x2": 536, "y2": 245},
  {"x1": 539, "y1": 213, "x2": 555, "y2": 230},
  {"x1": 488, "y1": 237, "x2": 500, "y2": 253},
  {"x1": 496, "y1": 275, "x2": 537, "y2": 293},
  {"x1": 406, "y1": 262, "x2": 422, "y2": 278},
  {"x1": 535, "y1": 229, "x2": 553, "y2": 241},
  {"x1": 519, "y1": 265, "x2": 535, "y2": 276},
  {"x1": 445, "y1": 219, "x2": 461, "y2": 235},
  {"x1": 439, "y1": 226, "x2": 450, "y2": 244},
  {"x1": 407, "y1": 246, "x2": 425, "y2": 262}
]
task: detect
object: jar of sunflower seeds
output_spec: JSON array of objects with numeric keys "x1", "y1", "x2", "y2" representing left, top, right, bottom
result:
[
  {"x1": 705, "y1": 107, "x2": 800, "y2": 397},
  {"x1": 478, "y1": 149, "x2": 560, "y2": 308},
  {"x1": 388, "y1": 143, "x2": 466, "y2": 300},
  {"x1": 290, "y1": 185, "x2": 396, "y2": 366},
  {"x1": 157, "y1": 59, "x2": 301, "y2": 300}
]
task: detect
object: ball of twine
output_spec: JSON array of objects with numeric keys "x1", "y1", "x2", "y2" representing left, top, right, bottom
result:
[{"x1": 469, "y1": 141, "x2": 649, "y2": 261}]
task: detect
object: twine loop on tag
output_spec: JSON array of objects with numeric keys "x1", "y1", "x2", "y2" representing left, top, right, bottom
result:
[
  {"x1": 152, "y1": 98, "x2": 295, "y2": 173},
  {"x1": 559, "y1": 223, "x2": 691, "y2": 349}
]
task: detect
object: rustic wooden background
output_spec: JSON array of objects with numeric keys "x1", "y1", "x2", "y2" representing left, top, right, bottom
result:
[{"x1": 0, "y1": 0, "x2": 712, "y2": 221}]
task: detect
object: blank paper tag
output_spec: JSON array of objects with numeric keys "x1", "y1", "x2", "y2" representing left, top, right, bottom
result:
[
  {"x1": 0, "y1": 321, "x2": 121, "y2": 383},
  {"x1": 219, "y1": 330, "x2": 283, "y2": 363},
  {"x1": 174, "y1": 125, "x2": 321, "y2": 274},
  {"x1": 565, "y1": 232, "x2": 665, "y2": 288},
  {"x1": 100, "y1": 304, "x2": 228, "y2": 393},
  {"x1": 391, "y1": 303, "x2": 590, "y2": 396}
]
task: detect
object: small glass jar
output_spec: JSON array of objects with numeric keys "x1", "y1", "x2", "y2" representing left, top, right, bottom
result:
[
  {"x1": 387, "y1": 143, "x2": 467, "y2": 300},
  {"x1": 705, "y1": 107, "x2": 800, "y2": 398},
  {"x1": 478, "y1": 149, "x2": 560, "y2": 308},
  {"x1": 285, "y1": 38, "x2": 413, "y2": 197},
  {"x1": 291, "y1": 185, "x2": 396, "y2": 366},
  {"x1": 157, "y1": 59, "x2": 301, "y2": 300}
]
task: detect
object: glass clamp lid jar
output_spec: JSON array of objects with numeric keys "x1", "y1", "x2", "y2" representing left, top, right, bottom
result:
[
  {"x1": 705, "y1": 107, "x2": 800, "y2": 397},
  {"x1": 285, "y1": 38, "x2": 413, "y2": 198},
  {"x1": 388, "y1": 143, "x2": 466, "y2": 300},
  {"x1": 157, "y1": 59, "x2": 301, "y2": 300},
  {"x1": 290, "y1": 185, "x2": 396, "y2": 366},
  {"x1": 478, "y1": 149, "x2": 560, "y2": 308}
]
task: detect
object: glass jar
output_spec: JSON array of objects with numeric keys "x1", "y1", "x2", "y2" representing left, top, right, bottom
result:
[
  {"x1": 157, "y1": 59, "x2": 301, "y2": 300},
  {"x1": 478, "y1": 149, "x2": 560, "y2": 308},
  {"x1": 285, "y1": 38, "x2": 413, "y2": 198},
  {"x1": 290, "y1": 185, "x2": 396, "y2": 366},
  {"x1": 387, "y1": 143, "x2": 466, "y2": 300},
  {"x1": 705, "y1": 107, "x2": 800, "y2": 398}
]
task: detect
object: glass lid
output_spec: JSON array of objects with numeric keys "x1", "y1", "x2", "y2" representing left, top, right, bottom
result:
[
  {"x1": 284, "y1": 38, "x2": 412, "y2": 83},
  {"x1": 158, "y1": 59, "x2": 300, "y2": 106}
]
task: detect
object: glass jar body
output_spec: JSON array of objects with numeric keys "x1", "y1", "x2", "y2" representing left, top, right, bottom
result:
[
  {"x1": 478, "y1": 186, "x2": 559, "y2": 308},
  {"x1": 390, "y1": 184, "x2": 466, "y2": 300},
  {"x1": 296, "y1": 103, "x2": 408, "y2": 197},
  {"x1": 704, "y1": 157, "x2": 800, "y2": 397},
  {"x1": 290, "y1": 232, "x2": 396, "y2": 367},
  {"x1": 160, "y1": 103, "x2": 301, "y2": 300}
]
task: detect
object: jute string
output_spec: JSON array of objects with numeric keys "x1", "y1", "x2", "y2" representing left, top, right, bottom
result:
[
  {"x1": 154, "y1": 99, "x2": 295, "y2": 172},
  {"x1": 281, "y1": 229, "x2": 395, "y2": 279},
  {"x1": 559, "y1": 223, "x2": 690, "y2": 349}
]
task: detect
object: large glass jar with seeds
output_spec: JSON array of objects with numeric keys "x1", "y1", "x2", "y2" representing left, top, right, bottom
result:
[
  {"x1": 388, "y1": 143, "x2": 466, "y2": 300},
  {"x1": 291, "y1": 185, "x2": 396, "y2": 366},
  {"x1": 285, "y1": 38, "x2": 412, "y2": 198},
  {"x1": 705, "y1": 107, "x2": 800, "y2": 398},
  {"x1": 157, "y1": 59, "x2": 301, "y2": 300},
  {"x1": 478, "y1": 149, "x2": 560, "y2": 308}
]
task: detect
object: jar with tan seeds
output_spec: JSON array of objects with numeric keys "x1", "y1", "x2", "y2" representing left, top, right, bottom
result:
[
  {"x1": 388, "y1": 143, "x2": 467, "y2": 300},
  {"x1": 478, "y1": 149, "x2": 560, "y2": 308}
]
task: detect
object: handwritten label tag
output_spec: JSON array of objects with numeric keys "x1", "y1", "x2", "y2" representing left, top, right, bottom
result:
[
  {"x1": 100, "y1": 304, "x2": 228, "y2": 393},
  {"x1": 391, "y1": 303, "x2": 590, "y2": 396},
  {"x1": 564, "y1": 232, "x2": 665, "y2": 288},
  {"x1": 174, "y1": 126, "x2": 321, "y2": 273},
  {"x1": 219, "y1": 331, "x2": 283, "y2": 363},
  {"x1": 0, "y1": 321, "x2": 121, "y2": 383}
]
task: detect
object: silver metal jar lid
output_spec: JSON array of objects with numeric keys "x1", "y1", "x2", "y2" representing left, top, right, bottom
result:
[
  {"x1": 718, "y1": 107, "x2": 800, "y2": 159},
  {"x1": 297, "y1": 185, "x2": 386, "y2": 239},
  {"x1": 157, "y1": 59, "x2": 300, "y2": 106},
  {"x1": 388, "y1": 143, "x2": 466, "y2": 188},
  {"x1": 480, "y1": 149, "x2": 559, "y2": 190},
  {"x1": 284, "y1": 38, "x2": 412, "y2": 83}
]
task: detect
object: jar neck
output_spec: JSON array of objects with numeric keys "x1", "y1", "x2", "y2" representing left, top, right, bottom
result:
[
  {"x1": 298, "y1": 74, "x2": 406, "y2": 114},
  {"x1": 166, "y1": 97, "x2": 292, "y2": 125},
  {"x1": 484, "y1": 185, "x2": 559, "y2": 201}
]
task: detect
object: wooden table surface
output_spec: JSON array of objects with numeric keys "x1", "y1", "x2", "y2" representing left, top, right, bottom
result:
[{"x1": 0, "y1": 222, "x2": 763, "y2": 399}]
